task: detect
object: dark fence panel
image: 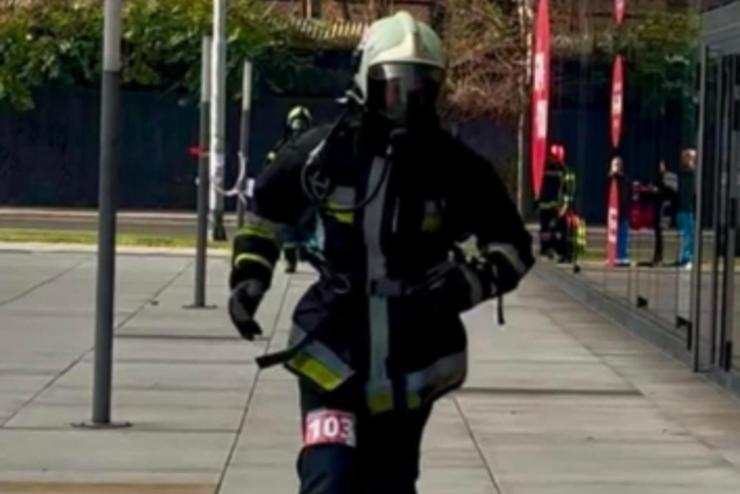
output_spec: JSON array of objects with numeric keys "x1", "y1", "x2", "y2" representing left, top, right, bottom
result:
[
  {"x1": 0, "y1": 87, "x2": 345, "y2": 210},
  {"x1": 0, "y1": 86, "x2": 515, "y2": 211},
  {"x1": 0, "y1": 86, "x2": 199, "y2": 209},
  {"x1": 1, "y1": 61, "x2": 687, "y2": 225}
]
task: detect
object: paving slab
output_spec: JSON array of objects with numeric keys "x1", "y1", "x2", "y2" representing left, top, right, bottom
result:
[
  {"x1": 0, "y1": 252, "x2": 88, "y2": 305},
  {"x1": 457, "y1": 394, "x2": 687, "y2": 439},
  {"x1": 0, "y1": 428, "x2": 232, "y2": 483},
  {"x1": 478, "y1": 434, "x2": 740, "y2": 486},
  {"x1": 2, "y1": 252, "x2": 740, "y2": 493}
]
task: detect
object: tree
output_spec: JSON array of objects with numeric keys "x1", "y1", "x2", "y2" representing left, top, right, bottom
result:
[
  {"x1": 442, "y1": 0, "x2": 527, "y2": 121},
  {"x1": 0, "y1": 0, "x2": 308, "y2": 109}
]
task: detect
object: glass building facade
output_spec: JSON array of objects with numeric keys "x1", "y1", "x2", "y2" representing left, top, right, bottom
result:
[{"x1": 543, "y1": 1, "x2": 740, "y2": 381}]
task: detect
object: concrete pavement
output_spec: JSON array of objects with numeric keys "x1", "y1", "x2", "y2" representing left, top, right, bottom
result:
[{"x1": 1, "y1": 249, "x2": 740, "y2": 493}]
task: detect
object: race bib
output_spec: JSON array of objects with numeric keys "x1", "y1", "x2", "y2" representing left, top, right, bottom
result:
[{"x1": 304, "y1": 409, "x2": 356, "y2": 448}]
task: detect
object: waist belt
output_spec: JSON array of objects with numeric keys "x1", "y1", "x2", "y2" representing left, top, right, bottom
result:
[
  {"x1": 254, "y1": 276, "x2": 419, "y2": 370},
  {"x1": 256, "y1": 262, "x2": 456, "y2": 370},
  {"x1": 329, "y1": 263, "x2": 456, "y2": 297},
  {"x1": 366, "y1": 277, "x2": 421, "y2": 297},
  {"x1": 319, "y1": 274, "x2": 428, "y2": 297}
]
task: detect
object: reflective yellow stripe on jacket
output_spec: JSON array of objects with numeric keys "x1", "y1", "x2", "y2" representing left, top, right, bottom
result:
[
  {"x1": 365, "y1": 352, "x2": 467, "y2": 414},
  {"x1": 231, "y1": 213, "x2": 282, "y2": 275},
  {"x1": 285, "y1": 326, "x2": 355, "y2": 392}
]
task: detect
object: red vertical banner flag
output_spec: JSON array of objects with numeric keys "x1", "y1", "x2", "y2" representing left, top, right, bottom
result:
[
  {"x1": 607, "y1": 178, "x2": 620, "y2": 266},
  {"x1": 611, "y1": 55, "x2": 624, "y2": 150},
  {"x1": 615, "y1": 0, "x2": 626, "y2": 25},
  {"x1": 531, "y1": 0, "x2": 551, "y2": 198}
]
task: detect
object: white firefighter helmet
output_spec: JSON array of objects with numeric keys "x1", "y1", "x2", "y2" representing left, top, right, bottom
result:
[
  {"x1": 286, "y1": 106, "x2": 312, "y2": 132},
  {"x1": 352, "y1": 12, "x2": 445, "y2": 125}
]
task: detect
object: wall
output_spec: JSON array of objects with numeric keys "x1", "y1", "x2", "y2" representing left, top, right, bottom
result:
[
  {"x1": 0, "y1": 86, "x2": 352, "y2": 210},
  {"x1": 0, "y1": 86, "x2": 515, "y2": 211}
]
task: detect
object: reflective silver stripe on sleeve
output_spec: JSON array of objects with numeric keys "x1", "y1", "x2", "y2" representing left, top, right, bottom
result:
[
  {"x1": 243, "y1": 212, "x2": 282, "y2": 235},
  {"x1": 406, "y1": 352, "x2": 467, "y2": 392},
  {"x1": 364, "y1": 157, "x2": 393, "y2": 407},
  {"x1": 330, "y1": 186, "x2": 356, "y2": 206},
  {"x1": 484, "y1": 242, "x2": 529, "y2": 276}
]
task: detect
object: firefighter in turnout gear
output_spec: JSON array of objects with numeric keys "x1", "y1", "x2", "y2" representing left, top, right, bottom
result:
[
  {"x1": 556, "y1": 163, "x2": 578, "y2": 263},
  {"x1": 266, "y1": 106, "x2": 314, "y2": 167},
  {"x1": 538, "y1": 144, "x2": 566, "y2": 258},
  {"x1": 268, "y1": 106, "x2": 315, "y2": 273},
  {"x1": 228, "y1": 12, "x2": 533, "y2": 494}
]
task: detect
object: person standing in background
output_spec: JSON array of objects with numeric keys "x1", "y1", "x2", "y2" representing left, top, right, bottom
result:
[
  {"x1": 650, "y1": 160, "x2": 677, "y2": 266},
  {"x1": 677, "y1": 149, "x2": 697, "y2": 269}
]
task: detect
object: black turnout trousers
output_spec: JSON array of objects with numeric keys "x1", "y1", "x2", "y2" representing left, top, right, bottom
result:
[{"x1": 298, "y1": 380, "x2": 432, "y2": 494}]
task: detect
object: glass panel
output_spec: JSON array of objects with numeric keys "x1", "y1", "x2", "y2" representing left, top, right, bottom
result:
[
  {"x1": 714, "y1": 55, "x2": 738, "y2": 369},
  {"x1": 695, "y1": 51, "x2": 739, "y2": 370},
  {"x1": 732, "y1": 179, "x2": 740, "y2": 372},
  {"x1": 536, "y1": 0, "x2": 701, "y2": 345},
  {"x1": 696, "y1": 49, "x2": 722, "y2": 370},
  {"x1": 720, "y1": 55, "x2": 740, "y2": 370}
]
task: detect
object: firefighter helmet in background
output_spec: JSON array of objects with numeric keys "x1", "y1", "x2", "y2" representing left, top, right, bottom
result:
[
  {"x1": 352, "y1": 11, "x2": 446, "y2": 127},
  {"x1": 286, "y1": 106, "x2": 313, "y2": 134},
  {"x1": 548, "y1": 144, "x2": 566, "y2": 165}
]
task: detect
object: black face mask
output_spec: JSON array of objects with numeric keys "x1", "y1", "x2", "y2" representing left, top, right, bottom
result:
[{"x1": 365, "y1": 63, "x2": 443, "y2": 131}]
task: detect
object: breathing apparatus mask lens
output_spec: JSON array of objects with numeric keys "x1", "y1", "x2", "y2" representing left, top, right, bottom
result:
[
  {"x1": 289, "y1": 116, "x2": 309, "y2": 134},
  {"x1": 366, "y1": 63, "x2": 443, "y2": 128}
]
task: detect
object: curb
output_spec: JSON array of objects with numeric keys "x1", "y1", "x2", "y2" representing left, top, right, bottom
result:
[{"x1": 0, "y1": 242, "x2": 230, "y2": 258}]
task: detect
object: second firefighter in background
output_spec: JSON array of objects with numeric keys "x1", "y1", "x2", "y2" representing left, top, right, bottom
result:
[
  {"x1": 538, "y1": 144, "x2": 577, "y2": 262},
  {"x1": 265, "y1": 106, "x2": 316, "y2": 273}
]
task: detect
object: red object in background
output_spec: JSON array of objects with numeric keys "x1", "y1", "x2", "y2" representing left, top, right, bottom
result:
[
  {"x1": 531, "y1": 0, "x2": 551, "y2": 198},
  {"x1": 615, "y1": 0, "x2": 626, "y2": 25},
  {"x1": 611, "y1": 56, "x2": 624, "y2": 149},
  {"x1": 607, "y1": 178, "x2": 620, "y2": 266},
  {"x1": 188, "y1": 146, "x2": 206, "y2": 159},
  {"x1": 549, "y1": 144, "x2": 565, "y2": 165}
]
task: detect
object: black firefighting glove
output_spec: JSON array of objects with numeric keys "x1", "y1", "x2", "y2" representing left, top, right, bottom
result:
[
  {"x1": 228, "y1": 279, "x2": 266, "y2": 341},
  {"x1": 423, "y1": 259, "x2": 497, "y2": 314}
]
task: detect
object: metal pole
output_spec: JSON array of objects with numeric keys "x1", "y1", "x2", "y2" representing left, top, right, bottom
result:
[
  {"x1": 236, "y1": 60, "x2": 253, "y2": 229},
  {"x1": 92, "y1": 0, "x2": 122, "y2": 425},
  {"x1": 516, "y1": 105, "x2": 528, "y2": 214},
  {"x1": 210, "y1": 0, "x2": 228, "y2": 241},
  {"x1": 691, "y1": 44, "x2": 707, "y2": 371},
  {"x1": 517, "y1": 0, "x2": 533, "y2": 215},
  {"x1": 194, "y1": 37, "x2": 212, "y2": 308}
]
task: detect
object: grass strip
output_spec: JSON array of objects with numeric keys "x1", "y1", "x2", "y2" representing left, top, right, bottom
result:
[{"x1": 0, "y1": 228, "x2": 229, "y2": 249}]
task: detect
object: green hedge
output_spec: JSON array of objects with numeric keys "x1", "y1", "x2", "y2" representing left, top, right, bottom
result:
[{"x1": 0, "y1": 0, "x2": 343, "y2": 110}]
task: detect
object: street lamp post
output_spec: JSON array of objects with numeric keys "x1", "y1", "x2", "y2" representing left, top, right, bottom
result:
[
  {"x1": 86, "y1": 0, "x2": 127, "y2": 428},
  {"x1": 193, "y1": 36, "x2": 212, "y2": 307},
  {"x1": 236, "y1": 60, "x2": 253, "y2": 229},
  {"x1": 210, "y1": 0, "x2": 228, "y2": 241}
]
